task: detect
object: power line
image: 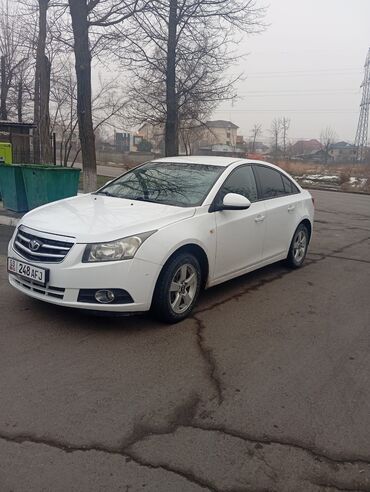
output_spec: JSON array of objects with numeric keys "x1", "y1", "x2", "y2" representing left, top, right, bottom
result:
[
  {"x1": 238, "y1": 91, "x2": 359, "y2": 98},
  {"x1": 246, "y1": 68, "x2": 360, "y2": 75},
  {"x1": 354, "y1": 48, "x2": 370, "y2": 161},
  {"x1": 238, "y1": 89, "x2": 358, "y2": 95},
  {"x1": 214, "y1": 109, "x2": 358, "y2": 114},
  {"x1": 245, "y1": 70, "x2": 362, "y2": 79}
]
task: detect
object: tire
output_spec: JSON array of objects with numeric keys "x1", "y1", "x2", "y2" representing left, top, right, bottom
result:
[
  {"x1": 151, "y1": 252, "x2": 202, "y2": 323},
  {"x1": 286, "y1": 223, "x2": 309, "y2": 269}
]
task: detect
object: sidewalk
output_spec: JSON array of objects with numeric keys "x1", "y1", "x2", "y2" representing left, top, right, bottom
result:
[
  {"x1": 0, "y1": 202, "x2": 22, "y2": 227},
  {"x1": 74, "y1": 162, "x2": 127, "y2": 178}
]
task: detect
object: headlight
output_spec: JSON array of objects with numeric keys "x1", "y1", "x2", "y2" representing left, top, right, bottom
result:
[{"x1": 82, "y1": 231, "x2": 156, "y2": 263}]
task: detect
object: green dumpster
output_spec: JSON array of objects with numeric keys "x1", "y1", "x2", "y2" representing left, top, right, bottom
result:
[
  {"x1": 0, "y1": 164, "x2": 29, "y2": 212},
  {"x1": 21, "y1": 165, "x2": 81, "y2": 209},
  {"x1": 0, "y1": 142, "x2": 13, "y2": 201}
]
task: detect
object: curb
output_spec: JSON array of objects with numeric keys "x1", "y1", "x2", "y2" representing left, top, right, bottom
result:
[{"x1": 0, "y1": 215, "x2": 19, "y2": 227}]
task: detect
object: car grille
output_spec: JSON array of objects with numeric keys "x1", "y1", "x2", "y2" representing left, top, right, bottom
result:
[
  {"x1": 12, "y1": 277, "x2": 65, "y2": 299},
  {"x1": 13, "y1": 227, "x2": 74, "y2": 264}
]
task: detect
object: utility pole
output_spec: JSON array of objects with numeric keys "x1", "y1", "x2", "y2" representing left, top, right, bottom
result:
[{"x1": 354, "y1": 48, "x2": 370, "y2": 162}]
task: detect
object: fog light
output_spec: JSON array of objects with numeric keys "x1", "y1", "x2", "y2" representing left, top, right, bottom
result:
[{"x1": 95, "y1": 289, "x2": 115, "y2": 304}]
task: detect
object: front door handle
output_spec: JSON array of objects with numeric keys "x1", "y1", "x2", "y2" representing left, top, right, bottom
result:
[
  {"x1": 254, "y1": 215, "x2": 265, "y2": 223},
  {"x1": 287, "y1": 205, "x2": 296, "y2": 212}
]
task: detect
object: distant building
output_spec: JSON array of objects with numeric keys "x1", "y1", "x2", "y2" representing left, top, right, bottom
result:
[
  {"x1": 236, "y1": 135, "x2": 245, "y2": 145},
  {"x1": 201, "y1": 120, "x2": 239, "y2": 146},
  {"x1": 115, "y1": 132, "x2": 131, "y2": 152},
  {"x1": 329, "y1": 141, "x2": 356, "y2": 163},
  {"x1": 137, "y1": 123, "x2": 164, "y2": 154},
  {"x1": 250, "y1": 141, "x2": 269, "y2": 154},
  {"x1": 198, "y1": 143, "x2": 245, "y2": 158},
  {"x1": 0, "y1": 121, "x2": 35, "y2": 163},
  {"x1": 135, "y1": 119, "x2": 240, "y2": 155},
  {"x1": 299, "y1": 149, "x2": 332, "y2": 163},
  {"x1": 291, "y1": 139, "x2": 322, "y2": 156}
]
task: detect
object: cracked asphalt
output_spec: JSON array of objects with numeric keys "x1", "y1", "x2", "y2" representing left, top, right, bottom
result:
[{"x1": 0, "y1": 189, "x2": 370, "y2": 492}]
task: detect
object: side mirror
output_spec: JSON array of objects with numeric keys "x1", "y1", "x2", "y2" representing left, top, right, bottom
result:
[{"x1": 221, "y1": 193, "x2": 251, "y2": 211}]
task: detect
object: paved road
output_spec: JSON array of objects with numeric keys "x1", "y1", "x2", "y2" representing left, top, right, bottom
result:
[
  {"x1": 1, "y1": 190, "x2": 370, "y2": 491},
  {"x1": 74, "y1": 161, "x2": 128, "y2": 178}
]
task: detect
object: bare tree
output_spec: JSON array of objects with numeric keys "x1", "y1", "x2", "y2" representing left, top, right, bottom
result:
[
  {"x1": 249, "y1": 123, "x2": 262, "y2": 153},
  {"x1": 320, "y1": 126, "x2": 337, "y2": 165},
  {"x1": 49, "y1": 57, "x2": 77, "y2": 166},
  {"x1": 67, "y1": 0, "x2": 145, "y2": 192},
  {"x1": 119, "y1": 0, "x2": 265, "y2": 156},
  {"x1": 33, "y1": 0, "x2": 52, "y2": 163},
  {"x1": 0, "y1": 0, "x2": 32, "y2": 121},
  {"x1": 270, "y1": 118, "x2": 282, "y2": 157},
  {"x1": 123, "y1": 32, "x2": 238, "y2": 149},
  {"x1": 50, "y1": 56, "x2": 128, "y2": 167},
  {"x1": 281, "y1": 116, "x2": 290, "y2": 159}
]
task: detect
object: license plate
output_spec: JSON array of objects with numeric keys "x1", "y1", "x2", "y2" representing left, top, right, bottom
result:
[{"x1": 7, "y1": 258, "x2": 49, "y2": 287}]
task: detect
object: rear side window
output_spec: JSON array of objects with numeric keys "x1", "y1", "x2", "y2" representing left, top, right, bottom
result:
[
  {"x1": 217, "y1": 165, "x2": 258, "y2": 204},
  {"x1": 253, "y1": 165, "x2": 286, "y2": 199},
  {"x1": 281, "y1": 174, "x2": 299, "y2": 194}
]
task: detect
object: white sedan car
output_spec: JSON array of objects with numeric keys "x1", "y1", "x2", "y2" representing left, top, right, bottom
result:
[{"x1": 8, "y1": 157, "x2": 314, "y2": 323}]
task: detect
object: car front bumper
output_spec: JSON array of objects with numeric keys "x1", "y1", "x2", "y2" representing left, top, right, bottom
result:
[{"x1": 8, "y1": 240, "x2": 161, "y2": 313}]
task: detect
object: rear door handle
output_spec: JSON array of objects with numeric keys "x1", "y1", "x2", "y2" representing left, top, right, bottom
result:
[
  {"x1": 254, "y1": 215, "x2": 265, "y2": 223},
  {"x1": 287, "y1": 205, "x2": 296, "y2": 212}
]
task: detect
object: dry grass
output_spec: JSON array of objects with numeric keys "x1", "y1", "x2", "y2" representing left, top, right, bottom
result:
[
  {"x1": 274, "y1": 159, "x2": 369, "y2": 177},
  {"x1": 271, "y1": 159, "x2": 370, "y2": 194}
]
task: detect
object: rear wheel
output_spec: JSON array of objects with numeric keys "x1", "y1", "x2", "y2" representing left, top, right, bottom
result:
[
  {"x1": 151, "y1": 253, "x2": 202, "y2": 323},
  {"x1": 286, "y1": 223, "x2": 309, "y2": 268}
]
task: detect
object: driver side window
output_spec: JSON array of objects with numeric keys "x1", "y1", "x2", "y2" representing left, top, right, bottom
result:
[{"x1": 216, "y1": 165, "x2": 258, "y2": 206}]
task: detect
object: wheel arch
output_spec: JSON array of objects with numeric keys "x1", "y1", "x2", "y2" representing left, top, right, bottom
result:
[
  {"x1": 300, "y1": 218, "x2": 312, "y2": 243},
  {"x1": 155, "y1": 243, "x2": 210, "y2": 292}
]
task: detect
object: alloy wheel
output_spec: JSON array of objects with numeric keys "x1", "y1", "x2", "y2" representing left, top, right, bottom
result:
[
  {"x1": 293, "y1": 229, "x2": 307, "y2": 263},
  {"x1": 169, "y1": 263, "x2": 198, "y2": 314}
]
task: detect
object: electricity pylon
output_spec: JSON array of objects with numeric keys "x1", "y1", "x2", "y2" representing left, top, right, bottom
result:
[{"x1": 354, "y1": 48, "x2": 370, "y2": 162}]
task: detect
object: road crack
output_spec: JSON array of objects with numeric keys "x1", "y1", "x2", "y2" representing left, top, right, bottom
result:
[
  {"x1": 194, "y1": 235, "x2": 370, "y2": 317},
  {"x1": 2, "y1": 419, "x2": 370, "y2": 491},
  {"x1": 193, "y1": 315, "x2": 223, "y2": 405},
  {"x1": 0, "y1": 431, "x2": 215, "y2": 491},
  {"x1": 187, "y1": 235, "x2": 370, "y2": 411},
  {"x1": 309, "y1": 253, "x2": 370, "y2": 265},
  {"x1": 187, "y1": 423, "x2": 370, "y2": 468},
  {"x1": 309, "y1": 480, "x2": 370, "y2": 492},
  {"x1": 195, "y1": 269, "x2": 290, "y2": 316}
]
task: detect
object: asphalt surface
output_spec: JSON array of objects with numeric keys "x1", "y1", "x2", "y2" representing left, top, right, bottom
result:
[
  {"x1": 0, "y1": 189, "x2": 370, "y2": 492},
  {"x1": 74, "y1": 161, "x2": 127, "y2": 178}
]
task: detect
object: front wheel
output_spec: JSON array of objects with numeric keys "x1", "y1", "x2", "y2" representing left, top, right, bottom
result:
[
  {"x1": 151, "y1": 253, "x2": 202, "y2": 323},
  {"x1": 286, "y1": 224, "x2": 309, "y2": 268}
]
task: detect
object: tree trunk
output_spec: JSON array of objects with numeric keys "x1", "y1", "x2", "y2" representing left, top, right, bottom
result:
[
  {"x1": 165, "y1": 0, "x2": 178, "y2": 156},
  {"x1": 34, "y1": 59, "x2": 40, "y2": 163},
  {"x1": 40, "y1": 54, "x2": 51, "y2": 163},
  {"x1": 34, "y1": 0, "x2": 51, "y2": 164},
  {"x1": 0, "y1": 56, "x2": 8, "y2": 120},
  {"x1": 68, "y1": 0, "x2": 97, "y2": 192},
  {"x1": 17, "y1": 79, "x2": 23, "y2": 122}
]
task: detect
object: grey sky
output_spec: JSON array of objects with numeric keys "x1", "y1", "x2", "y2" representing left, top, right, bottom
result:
[{"x1": 215, "y1": 0, "x2": 370, "y2": 143}]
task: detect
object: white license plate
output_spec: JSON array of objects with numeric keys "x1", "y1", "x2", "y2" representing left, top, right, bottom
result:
[{"x1": 7, "y1": 258, "x2": 49, "y2": 287}]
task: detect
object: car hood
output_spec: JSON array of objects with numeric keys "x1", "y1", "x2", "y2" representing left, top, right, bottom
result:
[{"x1": 20, "y1": 194, "x2": 196, "y2": 243}]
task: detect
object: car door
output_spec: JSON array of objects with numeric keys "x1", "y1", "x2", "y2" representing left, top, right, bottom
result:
[
  {"x1": 253, "y1": 164, "x2": 301, "y2": 261},
  {"x1": 212, "y1": 165, "x2": 266, "y2": 281}
]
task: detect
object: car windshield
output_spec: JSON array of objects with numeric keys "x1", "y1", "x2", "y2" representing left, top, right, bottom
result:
[{"x1": 95, "y1": 162, "x2": 224, "y2": 207}]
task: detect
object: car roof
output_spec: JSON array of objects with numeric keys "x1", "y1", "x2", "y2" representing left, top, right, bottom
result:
[
  {"x1": 151, "y1": 156, "x2": 298, "y2": 176},
  {"x1": 152, "y1": 155, "x2": 245, "y2": 167}
]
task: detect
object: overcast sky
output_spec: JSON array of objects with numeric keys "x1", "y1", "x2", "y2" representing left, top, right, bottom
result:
[{"x1": 214, "y1": 0, "x2": 370, "y2": 143}]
